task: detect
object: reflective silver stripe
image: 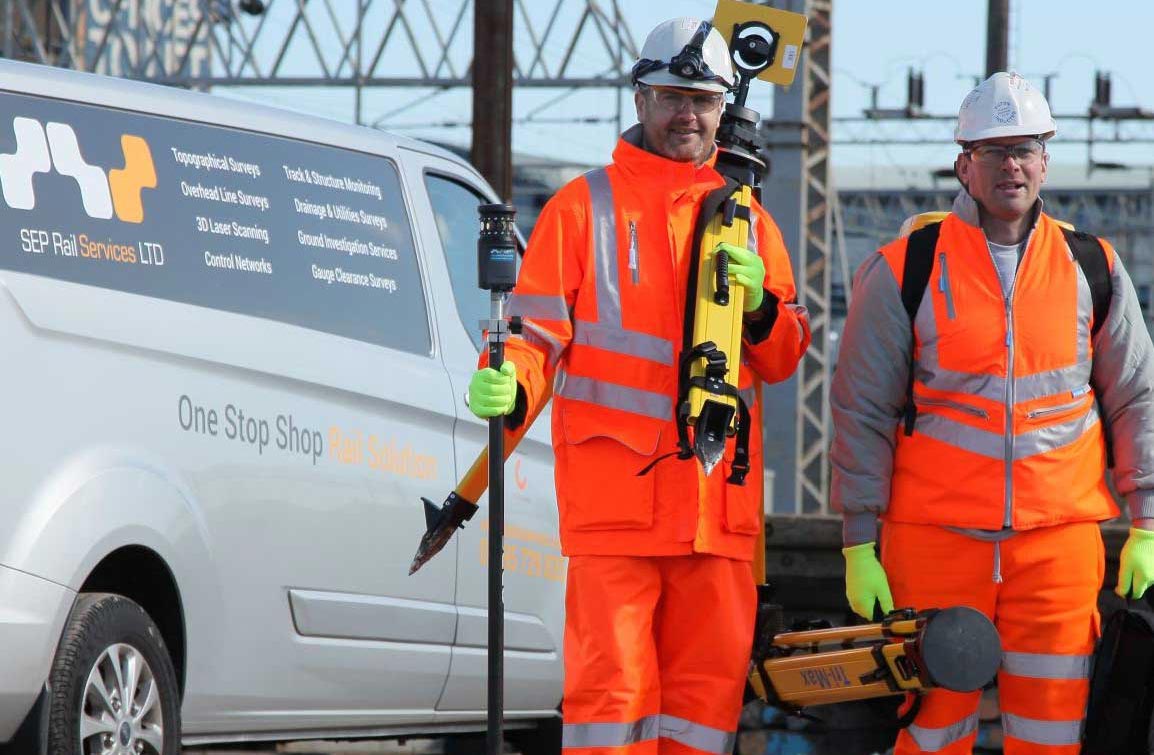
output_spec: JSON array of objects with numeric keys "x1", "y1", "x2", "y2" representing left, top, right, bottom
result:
[
  {"x1": 916, "y1": 361, "x2": 1092, "y2": 405},
  {"x1": 563, "y1": 715, "x2": 660, "y2": 749},
  {"x1": 916, "y1": 406, "x2": 1099, "y2": 460},
  {"x1": 658, "y1": 715, "x2": 736, "y2": 755},
  {"x1": 1014, "y1": 405, "x2": 1099, "y2": 459},
  {"x1": 573, "y1": 319, "x2": 674, "y2": 366},
  {"x1": 556, "y1": 374, "x2": 672, "y2": 420},
  {"x1": 915, "y1": 412, "x2": 1004, "y2": 460},
  {"x1": 1002, "y1": 713, "x2": 1083, "y2": 746},
  {"x1": 915, "y1": 361, "x2": 1006, "y2": 403},
  {"x1": 516, "y1": 322, "x2": 564, "y2": 365},
  {"x1": 585, "y1": 168, "x2": 622, "y2": 328},
  {"x1": 739, "y1": 386, "x2": 757, "y2": 408},
  {"x1": 508, "y1": 293, "x2": 570, "y2": 321},
  {"x1": 1002, "y1": 651, "x2": 1092, "y2": 680},
  {"x1": 908, "y1": 712, "x2": 979, "y2": 752},
  {"x1": 1014, "y1": 361, "x2": 1092, "y2": 402},
  {"x1": 748, "y1": 210, "x2": 758, "y2": 254}
]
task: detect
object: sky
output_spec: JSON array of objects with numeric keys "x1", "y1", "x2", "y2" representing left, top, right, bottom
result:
[{"x1": 217, "y1": 1, "x2": 1154, "y2": 178}]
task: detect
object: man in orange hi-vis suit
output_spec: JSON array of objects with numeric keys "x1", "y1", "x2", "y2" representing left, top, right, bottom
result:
[
  {"x1": 831, "y1": 71, "x2": 1154, "y2": 754},
  {"x1": 466, "y1": 17, "x2": 809, "y2": 755}
]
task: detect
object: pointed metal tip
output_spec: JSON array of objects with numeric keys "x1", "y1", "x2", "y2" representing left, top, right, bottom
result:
[
  {"x1": 694, "y1": 440, "x2": 725, "y2": 476},
  {"x1": 409, "y1": 547, "x2": 428, "y2": 575}
]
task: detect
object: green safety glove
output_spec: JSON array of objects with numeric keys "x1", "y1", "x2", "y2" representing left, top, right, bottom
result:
[
  {"x1": 716, "y1": 242, "x2": 766, "y2": 312},
  {"x1": 467, "y1": 362, "x2": 517, "y2": 419},
  {"x1": 843, "y1": 542, "x2": 895, "y2": 620},
  {"x1": 1117, "y1": 527, "x2": 1154, "y2": 600}
]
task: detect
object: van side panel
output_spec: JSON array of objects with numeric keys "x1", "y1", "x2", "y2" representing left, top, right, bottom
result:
[{"x1": 0, "y1": 83, "x2": 464, "y2": 737}]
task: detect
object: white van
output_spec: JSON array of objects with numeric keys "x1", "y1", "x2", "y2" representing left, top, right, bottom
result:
[{"x1": 0, "y1": 59, "x2": 564, "y2": 754}]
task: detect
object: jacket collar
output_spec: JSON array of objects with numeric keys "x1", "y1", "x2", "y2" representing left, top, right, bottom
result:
[
  {"x1": 612, "y1": 124, "x2": 724, "y2": 194},
  {"x1": 951, "y1": 188, "x2": 1046, "y2": 232}
]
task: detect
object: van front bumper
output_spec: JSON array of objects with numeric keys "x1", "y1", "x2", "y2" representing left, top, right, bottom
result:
[{"x1": 0, "y1": 564, "x2": 72, "y2": 742}]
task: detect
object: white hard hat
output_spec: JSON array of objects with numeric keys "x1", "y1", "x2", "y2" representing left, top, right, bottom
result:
[
  {"x1": 954, "y1": 71, "x2": 1056, "y2": 144},
  {"x1": 631, "y1": 17, "x2": 735, "y2": 93}
]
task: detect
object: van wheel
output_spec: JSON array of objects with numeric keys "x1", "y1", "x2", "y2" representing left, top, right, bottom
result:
[{"x1": 46, "y1": 593, "x2": 181, "y2": 755}]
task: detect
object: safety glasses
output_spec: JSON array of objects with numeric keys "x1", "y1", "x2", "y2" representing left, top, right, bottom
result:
[
  {"x1": 643, "y1": 86, "x2": 725, "y2": 115},
  {"x1": 965, "y1": 139, "x2": 1046, "y2": 166}
]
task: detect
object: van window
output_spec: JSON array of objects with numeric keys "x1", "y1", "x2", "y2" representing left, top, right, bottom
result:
[
  {"x1": 0, "y1": 90, "x2": 431, "y2": 354},
  {"x1": 425, "y1": 174, "x2": 490, "y2": 350}
]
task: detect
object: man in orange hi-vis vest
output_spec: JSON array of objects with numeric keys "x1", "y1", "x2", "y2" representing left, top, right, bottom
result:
[
  {"x1": 831, "y1": 71, "x2": 1154, "y2": 754},
  {"x1": 467, "y1": 17, "x2": 809, "y2": 755}
]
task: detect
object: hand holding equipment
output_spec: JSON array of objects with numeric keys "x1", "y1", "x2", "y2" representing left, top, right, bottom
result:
[
  {"x1": 468, "y1": 362, "x2": 517, "y2": 419},
  {"x1": 715, "y1": 241, "x2": 765, "y2": 311}
]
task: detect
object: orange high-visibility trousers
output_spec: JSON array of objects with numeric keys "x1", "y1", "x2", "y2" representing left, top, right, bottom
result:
[
  {"x1": 882, "y1": 521, "x2": 1103, "y2": 755},
  {"x1": 561, "y1": 554, "x2": 756, "y2": 755}
]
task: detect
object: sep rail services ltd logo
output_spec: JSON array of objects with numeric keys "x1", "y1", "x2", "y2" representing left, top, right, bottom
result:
[{"x1": 0, "y1": 117, "x2": 156, "y2": 224}]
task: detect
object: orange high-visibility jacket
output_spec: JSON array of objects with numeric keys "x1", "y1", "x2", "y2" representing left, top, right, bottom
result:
[
  {"x1": 831, "y1": 191, "x2": 1154, "y2": 546},
  {"x1": 496, "y1": 126, "x2": 809, "y2": 560}
]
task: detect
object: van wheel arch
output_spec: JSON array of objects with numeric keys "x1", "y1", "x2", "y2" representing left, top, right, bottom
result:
[{"x1": 80, "y1": 545, "x2": 186, "y2": 695}]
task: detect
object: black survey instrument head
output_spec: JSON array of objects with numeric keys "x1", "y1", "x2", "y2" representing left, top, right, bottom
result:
[
  {"x1": 477, "y1": 203, "x2": 518, "y2": 293},
  {"x1": 918, "y1": 606, "x2": 1003, "y2": 692},
  {"x1": 729, "y1": 20, "x2": 778, "y2": 80}
]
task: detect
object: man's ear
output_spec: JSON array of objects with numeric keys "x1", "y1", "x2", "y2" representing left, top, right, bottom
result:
[{"x1": 955, "y1": 153, "x2": 968, "y2": 187}]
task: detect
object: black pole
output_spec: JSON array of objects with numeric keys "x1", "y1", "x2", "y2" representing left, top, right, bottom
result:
[
  {"x1": 985, "y1": 0, "x2": 1009, "y2": 77},
  {"x1": 477, "y1": 203, "x2": 518, "y2": 755},
  {"x1": 486, "y1": 292, "x2": 505, "y2": 755},
  {"x1": 472, "y1": 0, "x2": 515, "y2": 201}
]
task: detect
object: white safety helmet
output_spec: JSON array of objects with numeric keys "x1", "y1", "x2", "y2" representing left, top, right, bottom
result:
[
  {"x1": 954, "y1": 71, "x2": 1056, "y2": 144},
  {"x1": 631, "y1": 17, "x2": 736, "y2": 94}
]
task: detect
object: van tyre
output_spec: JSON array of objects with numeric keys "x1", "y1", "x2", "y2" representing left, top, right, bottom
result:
[{"x1": 46, "y1": 593, "x2": 181, "y2": 755}]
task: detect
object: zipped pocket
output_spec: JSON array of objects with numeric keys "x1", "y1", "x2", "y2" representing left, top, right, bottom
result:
[
  {"x1": 917, "y1": 395, "x2": 989, "y2": 419},
  {"x1": 628, "y1": 220, "x2": 639, "y2": 285},
  {"x1": 1027, "y1": 396, "x2": 1087, "y2": 420},
  {"x1": 938, "y1": 253, "x2": 956, "y2": 319}
]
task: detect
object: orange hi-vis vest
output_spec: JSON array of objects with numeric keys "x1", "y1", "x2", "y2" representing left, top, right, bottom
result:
[
  {"x1": 879, "y1": 211, "x2": 1118, "y2": 530},
  {"x1": 498, "y1": 130, "x2": 809, "y2": 560}
]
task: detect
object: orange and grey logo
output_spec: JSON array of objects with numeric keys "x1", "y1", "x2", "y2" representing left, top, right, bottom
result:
[{"x1": 0, "y1": 117, "x2": 156, "y2": 223}]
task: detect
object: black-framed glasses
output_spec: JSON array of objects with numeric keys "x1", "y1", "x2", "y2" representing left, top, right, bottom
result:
[{"x1": 965, "y1": 140, "x2": 1046, "y2": 166}]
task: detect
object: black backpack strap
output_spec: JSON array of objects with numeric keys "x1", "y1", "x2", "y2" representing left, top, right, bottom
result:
[
  {"x1": 1062, "y1": 227, "x2": 1112, "y2": 338},
  {"x1": 899, "y1": 222, "x2": 941, "y2": 436},
  {"x1": 1061, "y1": 227, "x2": 1115, "y2": 466}
]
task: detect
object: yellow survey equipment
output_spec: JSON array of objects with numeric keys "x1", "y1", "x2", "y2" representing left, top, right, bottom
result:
[
  {"x1": 748, "y1": 606, "x2": 1002, "y2": 710},
  {"x1": 674, "y1": 1, "x2": 809, "y2": 475}
]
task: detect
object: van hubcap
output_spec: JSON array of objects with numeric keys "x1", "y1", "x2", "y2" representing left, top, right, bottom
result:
[{"x1": 80, "y1": 643, "x2": 164, "y2": 755}]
